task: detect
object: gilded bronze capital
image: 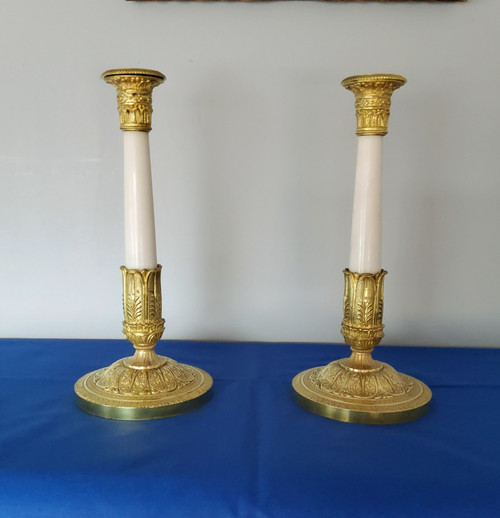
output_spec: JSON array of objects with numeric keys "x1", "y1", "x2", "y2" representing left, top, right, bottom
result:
[
  {"x1": 102, "y1": 68, "x2": 165, "y2": 132},
  {"x1": 342, "y1": 74, "x2": 406, "y2": 136}
]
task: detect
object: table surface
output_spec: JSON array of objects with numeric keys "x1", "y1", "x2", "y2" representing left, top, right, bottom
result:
[{"x1": 0, "y1": 339, "x2": 499, "y2": 518}]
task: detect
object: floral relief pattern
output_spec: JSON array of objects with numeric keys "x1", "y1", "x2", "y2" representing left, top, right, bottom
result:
[
  {"x1": 341, "y1": 269, "x2": 385, "y2": 351},
  {"x1": 311, "y1": 360, "x2": 413, "y2": 400},
  {"x1": 94, "y1": 357, "x2": 195, "y2": 396},
  {"x1": 103, "y1": 71, "x2": 164, "y2": 132},
  {"x1": 121, "y1": 267, "x2": 165, "y2": 348},
  {"x1": 342, "y1": 75, "x2": 406, "y2": 136}
]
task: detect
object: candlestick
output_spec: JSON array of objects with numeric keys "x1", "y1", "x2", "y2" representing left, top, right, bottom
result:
[
  {"x1": 75, "y1": 69, "x2": 212, "y2": 420},
  {"x1": 292, "y1": 74, "x2": 431, "y2": 425}
]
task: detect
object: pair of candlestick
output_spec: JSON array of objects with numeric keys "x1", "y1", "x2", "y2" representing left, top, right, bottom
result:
[{"x1": 74, "y1": 69, "x2": 431, "y2": 425}]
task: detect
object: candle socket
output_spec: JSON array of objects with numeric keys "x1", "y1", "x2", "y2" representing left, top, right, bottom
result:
[
  {"x1": 75, "y1": 266, "x2": 212, "y2": 419},
  {"x1": 102, "y1": 68, "x2": 166, "y2": 132},
  {"x1": 341, "y1": 74, "x2": 406, "y2": 136},
  {"x1": 292, "y1": 269, "x2": 431, "y2": 424}
]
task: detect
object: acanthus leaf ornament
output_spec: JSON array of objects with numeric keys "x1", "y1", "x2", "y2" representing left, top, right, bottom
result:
[{"x1": 341, "y1": 269, "x2": 385, "y2": 351}]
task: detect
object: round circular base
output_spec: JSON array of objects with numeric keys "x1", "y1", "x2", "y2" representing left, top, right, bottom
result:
[
  {"x1": 292, "y1": 366, "x2": 431, "y2": 425},
  {"x1": 75, "y1": 363, "x2": 212, "y2": 420}
]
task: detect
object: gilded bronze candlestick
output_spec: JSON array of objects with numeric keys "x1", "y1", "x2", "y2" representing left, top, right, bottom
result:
[
  {"x1": 75, "y1": 69, "x2": 212, "y2": 420},
  {"x1": 292, "y1": 74, "x2": 432, "y2": 425}
]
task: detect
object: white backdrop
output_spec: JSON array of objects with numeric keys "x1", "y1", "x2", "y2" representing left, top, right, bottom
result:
[{"x1": 0, "y1": 0, "x2": 499, "y2": 346}]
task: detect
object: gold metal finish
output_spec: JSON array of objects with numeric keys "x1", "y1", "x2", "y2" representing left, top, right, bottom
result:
[
  {"x1": 341, "y1": 74, "x2": 406, "y2": 136},
  {"x1": 292, "y1": 270, "x2": 432, "y2": 424},
  {"x1": 75, "y1": 266, "x2": 213, "y2": 420},
  {"x1": 102, "y1": 68, "x2": 165, "y2": 132}
]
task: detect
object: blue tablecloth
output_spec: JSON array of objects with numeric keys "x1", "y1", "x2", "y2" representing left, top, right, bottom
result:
[{"x1": 0, "y1": 339, "x2": 499, "y2": 517}]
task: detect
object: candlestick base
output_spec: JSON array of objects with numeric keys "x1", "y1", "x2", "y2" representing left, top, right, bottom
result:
[
  {"x1": 75, "y1": 353, "x2": 212, "y2": 420},
  {"x1": 292, "y1": 359, "x2": 431, "y2": 425},
  {"x1": 75, "y1": 265, "x2": 212, "y2": 420},
  {"x1": 292, "y1": 269, "x2": 431, "y2": 424}
]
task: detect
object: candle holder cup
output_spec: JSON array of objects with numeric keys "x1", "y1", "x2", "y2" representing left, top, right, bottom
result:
[
  {"x1": 75, "y1": 69, "x2": 212, "y2": 420},
  {"x1": 292, "y1": 74, "x2": 431, "y2": 425}
]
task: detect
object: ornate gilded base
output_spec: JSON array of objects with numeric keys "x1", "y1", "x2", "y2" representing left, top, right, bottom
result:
[
  {"x1": 75, "y1": 352, "x2": 213, "y2": 420},
  {"x1": 292, "y1": 357, "x2": 431, "y2": 425},
  {"x1": 292, "y1": 268, "x2": 431, "y2": 424},
  {"x1": 75, "y1": 265, "x2": 213, "y2": 420}
]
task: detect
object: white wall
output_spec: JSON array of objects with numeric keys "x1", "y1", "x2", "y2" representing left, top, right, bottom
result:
[{"x1": 0, "y1": 0, "x2": 498, "y2": 347}]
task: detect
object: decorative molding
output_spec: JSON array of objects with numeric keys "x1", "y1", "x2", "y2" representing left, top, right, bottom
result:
[
  {"x1": 342, "y1": 74, "x2": 406, "y2": 136},
  {"x1": 121, "y1": 266, "x2": 165, "y2": 348},
  {"x1": 102, "y1": 69, "x2": 165, "y2": 132},
  {"x1": 94, "y1": 357, "x2": 196, "y2": 396},
  {"x1": 311, "y1": 359, "x2": 412, "y2": 399},
  {"x1": 341, "y1": 269, "x2": 386, "y2": 351}
]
